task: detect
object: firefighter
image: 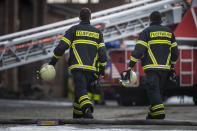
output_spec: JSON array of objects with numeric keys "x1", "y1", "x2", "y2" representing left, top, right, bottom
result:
[
  {"x1": 129, "y1": 11, "x2": 178, "y2": 119},
  {"x1": 48, "y1": 8, "x2": 107, "y2": 119}
]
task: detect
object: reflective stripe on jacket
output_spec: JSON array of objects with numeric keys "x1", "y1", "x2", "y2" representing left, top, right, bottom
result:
[
  {"x1": 130, "y1": 23, "x2": 178, "y2": 71},
  {"x1": 52, "y1": 20, "x2": 107, "y2": 72}
]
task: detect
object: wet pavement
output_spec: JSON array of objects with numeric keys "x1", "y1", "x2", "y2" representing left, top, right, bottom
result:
[{"x1": 0, "y1": 96, "x2": 196, "y2": 130}]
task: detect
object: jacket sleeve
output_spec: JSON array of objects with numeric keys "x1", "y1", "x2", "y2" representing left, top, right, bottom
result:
[
  {"x1": 97, "y1": 32, "x2": 107, "y2": 75},
  {"x1": 170, "y1": 33, "x2": 179, "y2": 68},
  {"x1": 129, "y1": 30, "x2": 148, "y2": 68},
  {"x1": 49, "y1": 27, "x2": 73, "y2": 66}
]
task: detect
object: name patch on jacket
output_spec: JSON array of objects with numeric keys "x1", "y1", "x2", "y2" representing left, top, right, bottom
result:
[
  {"x1": 76, "y1": 30, "x2": 99, "y2": 39},
  {"x1": 150, "y1": 31, "x2": 172, "y2": 38}
]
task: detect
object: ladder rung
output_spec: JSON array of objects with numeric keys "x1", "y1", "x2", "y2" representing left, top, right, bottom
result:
[
  {"x1": 180, "y1": 84, "x2": 193, "y2": 86},
  {"x1": 180, "y1": 59, "x2": 193, "y2": 62},
  {"x1": 180, "y1": 72, "x2": 193, "y2": 75}
]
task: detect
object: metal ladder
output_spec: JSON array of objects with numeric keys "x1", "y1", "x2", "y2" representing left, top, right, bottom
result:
[
  {"x1": 0, "y1": 0, "x2": 183, "y2": 71},
  {"x1": 179, "y1": 46, "x2": 194, "y2": 86}
]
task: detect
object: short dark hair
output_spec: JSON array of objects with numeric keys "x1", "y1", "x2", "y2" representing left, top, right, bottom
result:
[
  {"x1": 149, "y1": 11, "x2": 162, "y2": 24},
  {"x1": 80, "y1": 8, "x2": 91, "y2": 21}
]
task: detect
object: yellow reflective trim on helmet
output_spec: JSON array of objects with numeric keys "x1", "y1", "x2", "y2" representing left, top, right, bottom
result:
[
  {"x1": 130, "y1": 56, "x2": 140, "y2": 62},
  {"x1": 69, "y1": 64, "x2": 97, "y2": 71},
  {"x1": 61, "y1": 37, "x2": 71, "y2": 47}
]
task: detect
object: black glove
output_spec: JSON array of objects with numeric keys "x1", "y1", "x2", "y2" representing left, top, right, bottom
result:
[
  {"x1": 99, "y1": 66, "x2": 105, "y2": 76},
  {"x1": 168, "y1": 69, "x2": 177, "y2": 83},
  {"x1": 48, "y1": 57, "x2": 58, "y2": 66}
]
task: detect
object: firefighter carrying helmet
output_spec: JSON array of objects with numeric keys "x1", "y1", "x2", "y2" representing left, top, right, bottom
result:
[
  {"x1": 119, "y1": 69, "x2": 137, "y2": 87},
  {"x1": 40, "y1": 63, "x2": 56, "y2": 81}
]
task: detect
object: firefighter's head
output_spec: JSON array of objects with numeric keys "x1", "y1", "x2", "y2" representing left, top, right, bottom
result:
[
  {"x1": 79, "y1": 8, "x2": 91, "y2": 21},
  {"x1": 149, "y1": 11, "x2": 162, "y2": 24}
]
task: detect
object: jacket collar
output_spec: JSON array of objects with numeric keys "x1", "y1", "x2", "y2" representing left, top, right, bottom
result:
[
  {"x1": 80, "y1": 20, "x2": 90, "y2": 25},
  {"x1": 150, "y1": 21, "x2": 161, "y2": 26}
]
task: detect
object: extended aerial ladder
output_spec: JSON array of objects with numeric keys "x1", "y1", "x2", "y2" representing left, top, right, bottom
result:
[{"x1": 0, "y1": 0, "x2": 183, "y2": 71}]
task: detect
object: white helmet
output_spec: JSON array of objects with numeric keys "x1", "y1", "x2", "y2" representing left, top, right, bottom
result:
[
  {"x1": 40, "y1": 63, "x2": 56, "y2": 81},
  {"x1": 119, "y1": 69, "x2": 137, "y2": 87}
]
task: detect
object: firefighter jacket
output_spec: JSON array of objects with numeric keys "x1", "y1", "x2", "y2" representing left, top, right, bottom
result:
[
  {"x1": 49, "y1": 20, "x2": 107, "y2": 73},
  {"x1": 129, "y1": 23, "x2": 178, "y2": 71}
]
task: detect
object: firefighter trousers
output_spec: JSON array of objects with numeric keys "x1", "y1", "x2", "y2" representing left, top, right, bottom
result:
[
  {"x1": 72, "y1": 70, "x2": 95, "y2": 114},
  {"x1": 144, "y1": 70, "x2": 169, "y2": 105},
  {"x1": 144, "y1": 70, "x2": 169, "y2": 119}
]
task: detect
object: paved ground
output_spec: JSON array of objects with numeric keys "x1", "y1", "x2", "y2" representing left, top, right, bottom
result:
[{"x1": 0, "y1": 96, "x2": 196, "y2": 130}]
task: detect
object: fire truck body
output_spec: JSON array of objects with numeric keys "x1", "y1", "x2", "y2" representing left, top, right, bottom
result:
[{"x1": 104, "y1": 46, "x2": 197, "y2": 106}]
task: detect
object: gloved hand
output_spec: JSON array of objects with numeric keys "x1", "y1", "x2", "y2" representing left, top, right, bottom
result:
[
  {"x1": 48, "y1": 57, "x2": 57, "y2": 66},
  {"x1": 168, "y1": 68, "x2": 177, "y2": 83},
  {"x1": 99, "y1": 66, "x2": 105, "y2": 76}
]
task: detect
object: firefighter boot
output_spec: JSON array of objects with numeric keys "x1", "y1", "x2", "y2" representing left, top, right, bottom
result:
[
  {"x1": 73, "y1": 101, "x2": 83, "y2": 119},
  {"x1": 83, "y1": 107, "x2": 94, "y2": 119},
  {"x1": 146, "y1": 104, "x2": 165, "y2": 120}
]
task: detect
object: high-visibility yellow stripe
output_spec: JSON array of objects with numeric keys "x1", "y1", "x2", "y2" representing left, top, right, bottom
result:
[
  {"x1": 73, "y1": 40, "x2": 98, "y2": 47},
  {"x1": 94, "y1": 94, "x2": 101, "y2": 101},
  {"x1": 73, "y1": 102, "x2": 80, "y2": 108},
  {"x1": 171, "y1": 61, "x2": 176, "y2": 65},
  {"x1": 166, "y1": 47, "x2": 171, "y2": 66},
  {"x1": 53, "y1": 54, "x2": 61, "y2": 59},
  {"x1": 61, "y1": 37, "x2": 71, "y2": 47},
  {"x1": 143, "y1": 64, "x2": 170, "y2": 70},
  {"x1": 73, "y1": 109, "x2": 83, "y2": 115},
  {"x1": 88, "y1": 92, "x2": 93, "y2": 100},
  {"x1": 171, "y1": 42, "x2": 177, "y2": 47},
  {"x1": 98, "y1": 43, "x2": 105, "y2": 48},
  {"x1": 69, "y1": 64, "x2": 97, "y2": 71},
  {"x1": 79, "y1": 95, "x2": 89, "y2": 103},
  {"x1": 151, "y1": 110, "x2": 165, "y2": 116},
  {"x1": 130, "y1": 56, "x2": 140, "y2": 62},
  {"x1": 99, "y1": 62, "x2": 107, "y2": 66},
  {"x1": 80, "y1": 100, "x2": 92, "y2": 108},
  {"x1": 148, "y1": 40, "x2": 171, "y2": 45},
  {"x1": 92, "y1": 53, "x2": 98, "y2": 67},
  {"x1": 137, "y1": 40, "x2": 148, "y2": 48},
  {"x1": 72, "y1": 45, "x2": 83, "y2": 65},
  {"x1": 148, "y1": 47, "x2": 158, "y2": 65},
  {"x1": 93, "y1": 73, "x2": 99, "y2": 78},
  {"x1": 151, "y1": 104, "x2": 164, "y2": 111}
]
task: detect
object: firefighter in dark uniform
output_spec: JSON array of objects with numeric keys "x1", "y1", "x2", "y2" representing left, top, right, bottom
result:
[
  {"x1": 48, "y1": 8, "x2": 107, "y2": 119},
  {"x1": 129, "y1": 11, "x2": 178, "y2": 119}
]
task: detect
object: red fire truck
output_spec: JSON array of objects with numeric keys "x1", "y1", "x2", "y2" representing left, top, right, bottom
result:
[{"x1": 101, "y1": 6, "x2": 197, "y2": 106}]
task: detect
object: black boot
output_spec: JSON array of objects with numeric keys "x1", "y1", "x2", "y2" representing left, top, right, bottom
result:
[
  {"x1": 83, "y1": 107, "x2": 94, "y2": 119},
  {"x1": 146, "y1": 113, "x2": 165, "y2": 120},
  {"x1": 73, "y1": 113, "x2": 83, "y2": 119}
]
